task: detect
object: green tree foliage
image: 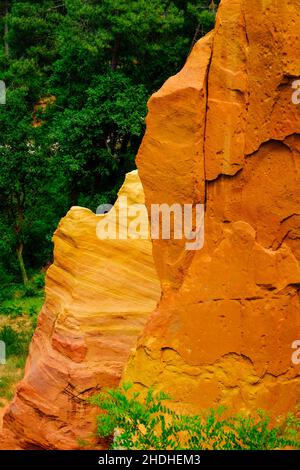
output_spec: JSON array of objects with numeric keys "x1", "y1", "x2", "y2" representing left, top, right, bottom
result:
[
  {"x1": 90, "y1": 384, "x2": 300, "y2": 450},
  {"x1": 0, "y1": 86, "x2": 67, "y2": 283},
  {"x1": 0, "y1": 0, "x2": 218, "y2": 283}
]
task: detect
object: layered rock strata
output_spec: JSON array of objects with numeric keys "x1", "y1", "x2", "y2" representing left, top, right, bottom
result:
[{"x1": 0, "y1": 171, "x2": 160, "y2": 449}]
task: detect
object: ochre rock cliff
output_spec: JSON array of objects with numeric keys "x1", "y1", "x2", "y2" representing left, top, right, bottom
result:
[
  {"x1": 0, "y1": 171, "x2": 160, "y2": 449},
  {"x1": 124, "y1": 0, "x2": 300, "y2": 415},
  {"x1": 1, "y1": 0, "x2": 300, "y2": 449}
]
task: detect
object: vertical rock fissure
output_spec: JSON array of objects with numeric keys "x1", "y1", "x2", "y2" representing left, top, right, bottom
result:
[{"x1": 202, "y1": 38, "x2": 214, "y2": 208}]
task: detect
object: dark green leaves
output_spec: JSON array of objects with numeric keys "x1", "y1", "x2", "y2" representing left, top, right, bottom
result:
[{"x1": 90, "y1": 384, "x2": 300, "y2": 450}]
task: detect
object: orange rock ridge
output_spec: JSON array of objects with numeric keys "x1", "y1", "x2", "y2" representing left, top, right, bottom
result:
[
  {"x1": 0, "y1": 171, "x2": 160, "y2": 449},
  {"x1": 123, "y1": 0, "x2": 300, "y2": 415}
]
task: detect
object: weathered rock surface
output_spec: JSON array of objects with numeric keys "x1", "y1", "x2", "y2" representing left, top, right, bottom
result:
[
  {"x1": 0, "y1": 170, "x2": 160, "y2": 449},
  {"x1": 124, "y1": 0, "x2": 300, "y2": 415}
]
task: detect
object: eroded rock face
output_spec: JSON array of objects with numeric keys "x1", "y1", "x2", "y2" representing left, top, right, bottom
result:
[
  {"x1": 0, "y1": 171, "x2": 160, "y2": 449},
  {"x1": 123, "y1": 0, "x2": 300, "y2": 415}
]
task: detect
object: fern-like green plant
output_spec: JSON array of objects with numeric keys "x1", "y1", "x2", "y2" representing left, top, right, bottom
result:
[{"x1": 89, "y1": 384, "x2": 300, "y2": 450}]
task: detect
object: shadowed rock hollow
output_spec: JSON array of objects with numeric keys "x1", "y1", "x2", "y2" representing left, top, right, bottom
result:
[{"x1": 1, "y1": 0, "x2": 300, "y2": 449}]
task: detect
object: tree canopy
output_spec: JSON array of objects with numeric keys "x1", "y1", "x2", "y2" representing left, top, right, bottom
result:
[{"x1": 0, "y1": 0, "x2": 218, "y2": 283}]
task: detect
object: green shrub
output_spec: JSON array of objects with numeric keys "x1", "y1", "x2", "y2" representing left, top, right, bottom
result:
[
  {"x1": 0, "y1": 275, "x2": 44, "y2": 303},
  {"x1": 23, "y1": 284, "x2": 38, "y2": 298},
  {"x1": 0, "y1": 374, "x2": 15, "y2": 400},
  {"x1": 0, "y1": 304, "x2": 23, "y2": 318},
  {"x1": 0, "y1": 325, "x2": 31, "y2": 358},
  {"x1": 32, "y1": 272, "x2": 45, "y2": 290},
  {"x1": 90, "y1": 384, "x2": 300, "y2": 450},
  {"x1": 0, "y1": 376, "x2": 13, "y2": 399},
  {"x1": 22, "y1": 274, "x2": 45, "y2": 297}
]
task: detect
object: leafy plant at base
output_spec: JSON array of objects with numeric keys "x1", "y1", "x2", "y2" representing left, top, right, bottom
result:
[{"x1": 90, "y1": 384, "x2": 300, "y2": 450}]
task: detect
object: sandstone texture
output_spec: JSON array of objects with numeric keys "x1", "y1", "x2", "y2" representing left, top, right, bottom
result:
[
  {"x1": 0, "y1": 170, "x2": 160, "y2": 449},
  {"x1": 124, "y1": 0, "x2": 300, "y2": 415}
]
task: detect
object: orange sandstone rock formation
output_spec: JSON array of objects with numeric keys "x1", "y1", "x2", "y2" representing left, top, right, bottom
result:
[
  {"x1": 123, "y1": 0, "x2": 300, "y2": 415},
  {"x1": 0, "y1": 171, "x2": 160, "y2": 449}
]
